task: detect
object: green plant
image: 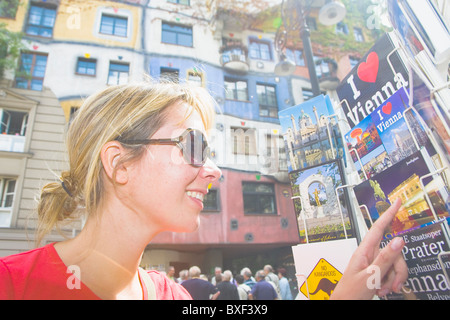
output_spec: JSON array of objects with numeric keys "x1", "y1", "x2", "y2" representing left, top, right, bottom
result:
[{"x1": 0, "y1": 23, "x2": 25, "y2": 80}]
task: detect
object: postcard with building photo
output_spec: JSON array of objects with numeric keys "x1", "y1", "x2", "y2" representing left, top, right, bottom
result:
[
  {"x1": 345, "y1": 87, "x2": 430, "y2": 180},
  {"x1": 353, "y1": 151, "x2": 449, "y2": 238},
  {"x1": 370, "y1": 87, "x2": 430, "y2": 164},
  {"x1": 289, "y1": 160, "x2": 355, "y2": 244},
  {"x1": 278, "y1": 95, "x2": 343, "y2": 172},
  {"x1": 344, "y1": 107, "x2": 386, "y2": 179}
]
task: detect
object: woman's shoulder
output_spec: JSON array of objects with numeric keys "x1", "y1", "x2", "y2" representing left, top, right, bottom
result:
[
  {"x1": 0, "y1": 244, "x2": 55, "y2": 274},
  {"x1": 0, "y1": 243, "x2": 99, "y2": 300},
  {"x1": 0, "y1": 244, "x2": 60, "y2": 299},
  {"x1": 145, "y1": 269, "x2": 192, "y2": 300}
]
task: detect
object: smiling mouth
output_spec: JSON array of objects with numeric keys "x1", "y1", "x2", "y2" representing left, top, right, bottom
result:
[{"x1": 186, "y1": 191, "x2": 204, "y2": 202}]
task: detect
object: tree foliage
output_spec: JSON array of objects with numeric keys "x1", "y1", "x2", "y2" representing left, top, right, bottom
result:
[
  {"x1": 0, "y1": 23, "x2": 25, "y2": 80},
  {"x1": 0, "y1": 0, "x2": 25, "y2": 80}
]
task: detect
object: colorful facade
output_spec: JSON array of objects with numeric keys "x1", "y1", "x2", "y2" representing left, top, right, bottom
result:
[{"x1": 0, "y1": 0, "x2": 383, "y2": 274}]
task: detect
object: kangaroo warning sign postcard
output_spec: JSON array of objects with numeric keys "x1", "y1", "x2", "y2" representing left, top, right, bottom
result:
[{"x1": 292, "y1": 238, "x2": 358, "y2": 300}]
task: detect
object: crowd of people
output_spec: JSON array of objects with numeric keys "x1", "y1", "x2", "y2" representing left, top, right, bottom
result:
[{"x1": 163, "y1": 265, "x2": 294, "y2": 300}]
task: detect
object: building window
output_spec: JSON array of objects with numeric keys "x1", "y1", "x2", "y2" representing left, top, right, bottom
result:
[
  {"x1": 69, "y1": 107, "x2": 79, "y2": 124},
  {"x1": 76, "y1": 58, "x2": 97, "y2": 76},
  {"x1": 0, "y1": 109, "x2": 28, "y2": 136},
  {"x1": 266, "y1": 134, "x2": 288, "y2": 172},
  {"x1": 0, "y1": 178, "x2": 16, "y2": 227},
  {"x1": 335, "y1": 22, "x2": 349, "y2": 35},
  {"x1": 167, "y1": 0, "x2": 190, "y2": 5},
  {"x1": 231, "y1": 127, "x2": 257, "y2": 155},
  {"x1": 0, "y1": 179, "x2": 16, "y2": 209},
  {"x1": 160, "y1": 67, "x2": 179, "y2": 83},
  {"x1": 285, "y1": 48, "x2": 305, "y2": 66},
  {"x1": 353, "y1": 27, "x2": 364, "y2": 42},
  {"x1": 224, "y1": 78, "x2": 248, "y2": 101},
  {"x1": 249, "y1": 39, "x2": 272, "y2": 60},
  {"x1": 302, "y1": 88, "x2": 313, "y2": 101},
  {"x1": 100, "y1": 14, "x2": 128, "y2": 37},
  {"x1": 306, "y1": 17, "x2": 317, "y2": 31},
  {"x1": 15, "y1": 52, "x2": 48, "y2": 91},
  {"x1": 242, "y1": 182, "x2": 276, "y2": 215},
  {"x1": 314, "y1": 57, "x2": 330, "y2": 78},
  {"x1": 202, "y1": 189, "x2": 220, "y2": 212},
  {"x1": 349, "y1": 56, "x2": 359, "y2": 68},
  {"x1": 162, "y1": 22, "x2": 193, "y2": 47},
  {"x1": 107, "y1": 62, "x2": 129, "y2": 85},
  {"x1": 257, "y1": 83, "x2": 277, "y2": 118},
  {"x1": 26, "y1": 4, "x2": 56, "y2": 38}
]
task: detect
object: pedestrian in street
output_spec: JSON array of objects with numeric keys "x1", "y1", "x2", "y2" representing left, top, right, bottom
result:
[
  {"x1": 166, "y1": 266, "x2": 176, "y2": 283},
  {"x1": 241, "y1": 268, "x2": 256, "y2": 289},
  {"x1": 224, "y1": 270, "x2": 237, "y2": 287},
  {"x1": 0, "y1": 79, "x2": 408, "y2": 300},
  {"x1": 181, "y1": 266, "x2": 220, "y2": 300},
  {"x1": 211, "y1": 266, "x2": 222, "y2": 286},
  {"x1": 264, "y1": 264, "x2": 281, "y2": 299},
  {"x1": 216, "y1": 271, "x2": 239, "y2": 300},
  {"x1": 277, "y1": 267, "x2": 293, "y2": 300},
  {"x1": 235, "y1": 274, "x2": 251, "y2": 300},
  {"x1": 178, "y1": 269, "x2": 188, "y2": 284},
  {"x1": 248, "y1": 270, "x2": 278, "y2": 300}
]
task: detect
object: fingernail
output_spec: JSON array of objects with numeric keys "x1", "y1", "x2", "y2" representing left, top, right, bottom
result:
[
  {"x1": 390, "y1": 237, "x2": 404, "y2": 251},
  {"x1": 378, "y1": 288, "x2": 390, "y2": 297}
]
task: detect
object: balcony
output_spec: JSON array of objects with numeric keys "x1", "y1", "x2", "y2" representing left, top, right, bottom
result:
[
  {"x1": 220, "y1": 45, "x2": 249, "y2": 74},
  {"x1": 315, "y1": 57, "x2": 340, "y2": 91},
  {"x1": 0, "y1": 134, "x2": 26, "y2": 152}
]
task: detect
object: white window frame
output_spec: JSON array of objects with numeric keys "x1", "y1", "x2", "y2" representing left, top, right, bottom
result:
[{"x1": 0, "y1": 178, "x2": 16, "y2": 227}]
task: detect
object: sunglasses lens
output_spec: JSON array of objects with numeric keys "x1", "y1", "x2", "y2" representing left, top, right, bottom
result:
[{"x1": 184, "y1": 130, "x2": 208, "y2": 166}]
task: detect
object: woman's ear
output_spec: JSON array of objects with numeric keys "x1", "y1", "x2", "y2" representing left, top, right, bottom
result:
[{"x1": 100, "y1": 141, "x2": 128, "y2": 185}]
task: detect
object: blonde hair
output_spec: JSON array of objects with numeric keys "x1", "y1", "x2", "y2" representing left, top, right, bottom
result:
[{"x1": 36, "y1": 80, "x2": 216, "y2": 246}]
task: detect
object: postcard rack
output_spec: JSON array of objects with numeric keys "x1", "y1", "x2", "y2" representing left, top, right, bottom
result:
[
  {"x1": 286, "y1": 1, "x2": 450, "y2": 300},
  {"x1": 338, "y1": 39, "x2": 450, "y2": 234}
]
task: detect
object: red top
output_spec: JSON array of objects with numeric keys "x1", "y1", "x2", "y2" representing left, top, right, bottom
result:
[{"x1": 0, "y1": 243, "x2": 192, "y2": 300}]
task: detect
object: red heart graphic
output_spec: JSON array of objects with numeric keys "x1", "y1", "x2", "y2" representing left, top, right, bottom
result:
[
  {"x1": 382, "y1": 102, "x2": 392, "y2": 115},
  {"x1": 32, "y1": 45, "x2": 39, "y2": 50},
  {"x1": 357, "y1": 52, "x2": 379, "y2": 83},
  {"x1": 229, "y1": 33, "x2": 234, "y2": 37},
  {"x1": 113, "y1": 7, "x2": 118, "y2": 13}
]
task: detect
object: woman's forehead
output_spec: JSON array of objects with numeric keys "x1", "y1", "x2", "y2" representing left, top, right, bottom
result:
[{"x1": 156, "y1": 102, "x2": 206, "y2": 136}]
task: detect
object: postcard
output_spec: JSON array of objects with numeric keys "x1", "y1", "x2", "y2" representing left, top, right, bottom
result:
[
  {"x1": 345, "y1": 87, "x2": 431, "y2": 179},
  {"x1": 289, "y1": 160, "x2": 356, "y2": 244},
  {"x1": 336, "y1": 33, "x2": 410, "y2": 128},
  {"x1": 353, "y1": 151, "x2": 449, "y2": 238},
  {"x1": 278, "y1": 94, "x2": 343, "y2": 172},
  {"x1": 380, "y1": 218, "x2": 450, "y2": 300}
]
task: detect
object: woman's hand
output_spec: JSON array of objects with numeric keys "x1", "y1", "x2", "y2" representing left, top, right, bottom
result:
[{"x1": 331, "y1": 198, "x2": 408, "y2": 299}]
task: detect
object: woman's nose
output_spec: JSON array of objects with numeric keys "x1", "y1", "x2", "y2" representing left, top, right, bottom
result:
[{"x1": 200, "y1": 158, "x2": 222, "y2": 182}]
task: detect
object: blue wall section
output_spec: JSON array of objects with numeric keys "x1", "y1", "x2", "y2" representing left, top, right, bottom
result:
[{"x1": 148, "y1": 55, "x2": 292, "y2": 125}]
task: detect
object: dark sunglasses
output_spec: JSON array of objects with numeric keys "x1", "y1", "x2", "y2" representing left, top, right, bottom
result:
[{"x1": 118, "y1": 128, "x2": 210, "y2": 167}]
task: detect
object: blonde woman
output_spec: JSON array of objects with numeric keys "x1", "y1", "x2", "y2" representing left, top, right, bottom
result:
[{"x1": 0, "y1": 81, "x2": 407, "y2": 300}]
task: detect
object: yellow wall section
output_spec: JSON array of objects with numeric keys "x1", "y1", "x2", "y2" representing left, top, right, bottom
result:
[
  {"x1": 0, "y1": 0, "x2": 28, "y2": 32},
  {"x1": 60, "y1": 99, "x2": 83, "y2": 122},
  {"x1": 54, "y1": 0, "x2": 141, "y2": 49},
  {"x1": 1, "y1": 0, "x2": 141, "y2": 49}
]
